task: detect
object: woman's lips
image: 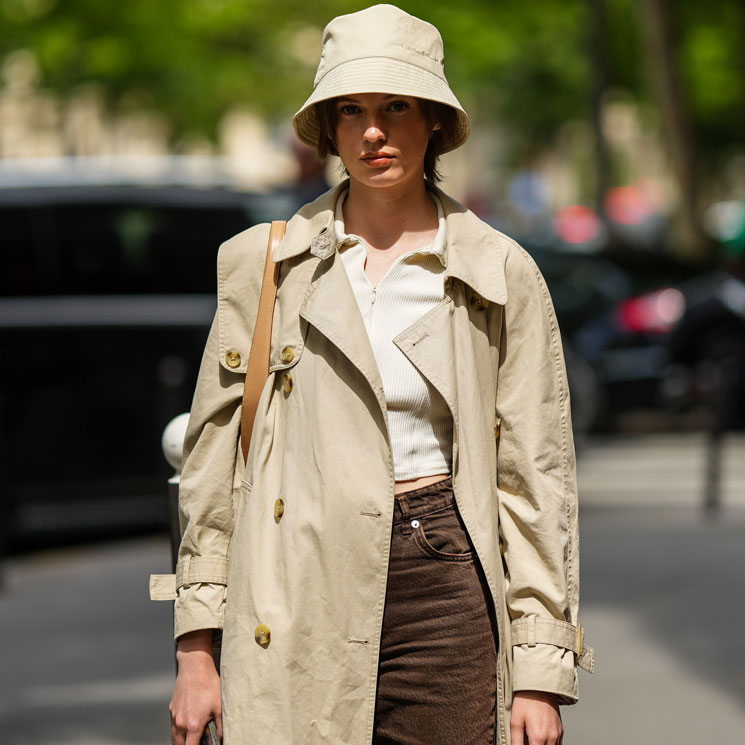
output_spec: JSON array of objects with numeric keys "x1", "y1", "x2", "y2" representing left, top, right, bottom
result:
[{"x1": 362, "y1": 154, "x2": 394, "y2": 167}]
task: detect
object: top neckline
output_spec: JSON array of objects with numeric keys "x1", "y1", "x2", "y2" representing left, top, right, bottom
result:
[{"x1": 333, "y1": 188, "x2": 447, "y2": 268}]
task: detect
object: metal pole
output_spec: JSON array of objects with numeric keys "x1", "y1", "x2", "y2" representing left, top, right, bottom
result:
[
  {"x1": 704, "y1": 426, "x2": 722, "y2": 516},
  {"x1": 703, "y1": 355, "x2": 731, "y2": 518}
]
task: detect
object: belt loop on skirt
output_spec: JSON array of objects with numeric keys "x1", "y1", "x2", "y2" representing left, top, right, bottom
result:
[{"x1": 395, "y1": 494, "x2": 413, "y2": 535}]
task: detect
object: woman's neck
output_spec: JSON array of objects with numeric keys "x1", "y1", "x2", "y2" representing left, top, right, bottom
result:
[{"x1": 342, "y1": 178, "x2": 438, "y2": 252}]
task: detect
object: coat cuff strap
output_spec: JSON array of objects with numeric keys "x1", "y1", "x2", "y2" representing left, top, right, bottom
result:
[
  {"x1": 149, "y1": 574, "x2": 177, "y2": 601},
  {"x1": 511, "y1": 616, "x2": 595, "y2": 673},
  {"x1": 175, "y1": 556, "x2": 230, "y2": 588}
]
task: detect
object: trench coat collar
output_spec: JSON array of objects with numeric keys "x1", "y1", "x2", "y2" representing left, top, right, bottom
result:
[{"x1": 273, "y1": 180, "x2": 508, "y2": 305}]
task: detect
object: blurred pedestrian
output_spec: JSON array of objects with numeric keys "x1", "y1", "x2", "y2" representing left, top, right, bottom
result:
[
  {"x1": 289, "y1": 138, "x2": 330, "y2": 212},
  {"x1": 163, "y1": 5, "x2": 593, "y2": 745}
]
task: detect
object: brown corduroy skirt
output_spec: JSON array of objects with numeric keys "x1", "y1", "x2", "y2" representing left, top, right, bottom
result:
[{"x1": 372, "y1": 477, "x2": 498, "y2": 745}]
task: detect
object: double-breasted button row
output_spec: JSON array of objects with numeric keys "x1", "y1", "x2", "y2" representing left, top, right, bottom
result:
[
  {"x1": 256, "y1": 498, "x2": 286, "y2": 647},
  {"x1": 248, "y1": 346, "x2": 295, "y2": 650}
]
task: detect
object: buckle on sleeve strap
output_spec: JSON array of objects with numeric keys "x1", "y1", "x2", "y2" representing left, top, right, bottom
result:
[{"x1": 511, "y1": 616, "x2": 595, "y2": 673}]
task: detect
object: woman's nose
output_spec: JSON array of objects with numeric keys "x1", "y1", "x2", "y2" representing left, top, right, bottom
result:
[{"x1": 363, "y1": 121, "x2": 386, "y2": 142}]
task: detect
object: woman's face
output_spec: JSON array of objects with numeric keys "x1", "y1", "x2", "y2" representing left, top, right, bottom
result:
[{"x1": 333, "y1": 93, "x2": 432, "y2": 191}]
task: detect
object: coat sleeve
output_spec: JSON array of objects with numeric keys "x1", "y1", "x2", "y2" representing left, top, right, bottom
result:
[
  {"x1": 496, "y1": 240, "x2": 593, "y2": 704},
  {"x1": 169, "y1": 224, "x2": 270, "y2": 641},
  {"x1": 172, "y1": 312, "x2": 245, "y2": 640}
]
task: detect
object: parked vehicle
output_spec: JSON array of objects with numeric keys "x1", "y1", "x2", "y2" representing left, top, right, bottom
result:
[
  {"x1": 529, "y1": 244, "x2": 743, "y2": 433},
  {"x1": 667, "y1": 271, "x2": 745, "y2": 428},
  {"x1": 0, "y1": 170, "x2": 290, "y2": 550},
  {"x1": 569, "y1": 254, "x2": 744, "y2": 430},
  {"x1": 528, "y1": 248, "x2": 632, "y2": 436}
]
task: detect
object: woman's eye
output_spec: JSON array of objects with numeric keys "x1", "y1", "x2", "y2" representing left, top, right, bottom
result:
[
  {"x1": 389, "y1": 100, "x2": 410, "y2": 112},
  {"x1": 339, "y1": 104, "x2": 360, "y2": 115}
]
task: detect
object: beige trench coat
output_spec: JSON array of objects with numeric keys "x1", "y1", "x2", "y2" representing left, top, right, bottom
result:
[{"x1": 151, "y1": 181, "x2": 594, "y2": 745}]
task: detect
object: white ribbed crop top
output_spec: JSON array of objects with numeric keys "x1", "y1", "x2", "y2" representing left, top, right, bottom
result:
[{"x1": 335, "y1": 190, "x2": 453, "y2": 480}]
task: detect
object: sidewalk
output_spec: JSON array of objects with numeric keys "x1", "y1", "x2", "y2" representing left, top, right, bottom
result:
[
  {"x1": 1, "y1": 434, "x2": 743, "y2": 744},
  {"x1": 577, "y1": 431, "x2": 745, "y2": 508},
  {"x1": 564, "y1": 502, "x2": 745, "y2": 743}
]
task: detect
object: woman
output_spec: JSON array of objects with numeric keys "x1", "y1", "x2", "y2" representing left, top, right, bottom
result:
[{"x1": 158, "y1": 5, "x2": 593, "y2": 745}]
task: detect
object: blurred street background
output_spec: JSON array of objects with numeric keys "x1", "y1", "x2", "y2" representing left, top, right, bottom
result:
[{"x1": 1, "y1": 0, "x2": 744, "y2": 743}]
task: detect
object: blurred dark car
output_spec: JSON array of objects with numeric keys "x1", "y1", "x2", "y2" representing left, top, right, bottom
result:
[
  {"x1": 570, "y1": 255, "x2": 745, "y2": 430},
  {"x1": 528, "y1": 249, "x2": 633, "y2": 436},
  {"x1": 0, "y1": 175, "x2": 291, "y2": 550},
  {"x1": 667, "y1": 271, "x2": 745, "y2": 428},
  {"x1": 529, "y1": 245, "x2": 743, "y2": 433}
]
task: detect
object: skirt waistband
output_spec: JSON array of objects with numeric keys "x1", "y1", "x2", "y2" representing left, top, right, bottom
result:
[{"x1": 393, "y1": 476, "x2": 454, "y2": 525}]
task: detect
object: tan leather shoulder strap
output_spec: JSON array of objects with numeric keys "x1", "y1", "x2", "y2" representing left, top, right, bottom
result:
[{"x1": 241, "y1": 220, "x2": 286, "y2": 463}]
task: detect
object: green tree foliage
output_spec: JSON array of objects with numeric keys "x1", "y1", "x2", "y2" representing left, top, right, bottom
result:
[
  {"x1": 0, "y1": 0, "x2": 590, "y2": 141},
  {"x1": 675, "y1": 0, "x2": 745, "y2": 155},
  {"x1": 0, "y1": 0, "x2": 742, "y2": 157}
]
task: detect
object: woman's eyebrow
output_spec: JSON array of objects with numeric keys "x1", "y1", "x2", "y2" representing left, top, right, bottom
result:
[{"x1": 337, "y1": 95, "x2": 408, "y2": 103}]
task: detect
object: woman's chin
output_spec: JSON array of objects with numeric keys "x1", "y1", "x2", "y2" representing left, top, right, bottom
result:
[{"x1": 350, "y1": 167, "x2": 415, "y2": 189}]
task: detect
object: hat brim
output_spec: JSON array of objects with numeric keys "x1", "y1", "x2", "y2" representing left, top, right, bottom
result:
[{"x1": 293, "y1": 57, "x2": 470, "y2": 154}]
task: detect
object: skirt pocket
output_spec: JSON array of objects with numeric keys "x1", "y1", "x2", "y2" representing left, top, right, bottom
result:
[{"x1": 411, "y1": 504, "x2": 474, "y2": 562}]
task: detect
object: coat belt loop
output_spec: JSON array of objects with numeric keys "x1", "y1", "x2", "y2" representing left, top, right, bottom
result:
[
  {"x1": 527, "y1": 615, "x2": 536, "y2": 647},
  {"x1": 180, "y1": 555, "x2": 191, "y2": 586}
]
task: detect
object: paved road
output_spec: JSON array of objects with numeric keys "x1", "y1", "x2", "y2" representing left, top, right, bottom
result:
[
  {"x1": 2, "y1": 433, "x2": 744, "y2": 744},
  {"x1": 577, "y1": 432, "x2": 745, "y2": 508},
  {"x1": 0, "y1": 537, "x2": 174, "y2": 745}
]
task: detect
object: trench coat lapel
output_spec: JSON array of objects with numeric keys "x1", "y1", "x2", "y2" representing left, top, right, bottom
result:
[
  {"x1": 277, "y1": 182, "x2": 386, "y2": 414},
  {"x1": 273, "y1": 180, "x2": 509, "y2": 423},
  {"x1": 393, "y1": 299, "x2": 458, "y2": 426},
  {"x1": 431, "y1": 185, "x2": 509, "y2": 307},
  {"x1": 299, "y1": 253, "x2": 386, "y2": 413}
]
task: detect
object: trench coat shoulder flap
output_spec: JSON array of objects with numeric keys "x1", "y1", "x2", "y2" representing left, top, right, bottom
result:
[
  {"x1": 215, "y1": 221, "x2": 273, "y2": 375},
  {"x1": 216, "y1": 188, "x2": 342, "y2": 375}
]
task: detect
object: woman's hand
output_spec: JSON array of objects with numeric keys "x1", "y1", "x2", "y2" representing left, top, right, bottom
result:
[
  {"x1": 170, "y1": 630, "x2": 222, "y2": 745},
  {"x1": 510, "y1": 691, "x2": 563, "y2": 745}
]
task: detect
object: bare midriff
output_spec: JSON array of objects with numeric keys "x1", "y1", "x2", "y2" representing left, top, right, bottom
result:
[{"x1": 394, "y1": 472, "x2": 451, "y2": 494}]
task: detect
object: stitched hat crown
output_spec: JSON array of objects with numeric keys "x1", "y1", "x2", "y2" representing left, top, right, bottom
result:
[
  {"x1": 292, "y1": 3, "x2": 470, "y2": 154},
  {"x1": 314, "y1": 4, "x2": 446, "y2": 87}
]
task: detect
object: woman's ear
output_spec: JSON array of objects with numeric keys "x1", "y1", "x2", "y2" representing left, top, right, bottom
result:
[{"x1": 433, "y1": 123, "x2": 442, "y2": 131}]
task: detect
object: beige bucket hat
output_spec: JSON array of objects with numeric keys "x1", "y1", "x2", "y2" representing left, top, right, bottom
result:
[{"x1": 293, "y1": 4, "x2": 470, "y2": 154}]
